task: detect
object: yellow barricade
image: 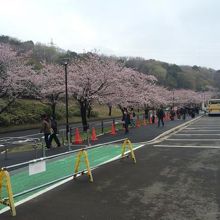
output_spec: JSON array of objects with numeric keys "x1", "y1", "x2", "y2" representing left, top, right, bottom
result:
[
  {"x1": 121, "y1": 139, "x2": 136, "y2": 163},
  {"x1": 0, "y1": 168, "x2": 16, "y2": 216},
  {"x1": 73, "y1": 149, "x2": 93, "y2": 182}
]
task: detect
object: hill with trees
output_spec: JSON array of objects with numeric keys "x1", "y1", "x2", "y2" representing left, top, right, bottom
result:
[
  {"x1": 0, "y1": 35, "x2": 217, "y2": 128},
  {"x1": 124, "y1": 57, "x2": 219, "y2": 91},
  {"x1": 1, "y1": 35, "x2": 220, "y2": 92}
]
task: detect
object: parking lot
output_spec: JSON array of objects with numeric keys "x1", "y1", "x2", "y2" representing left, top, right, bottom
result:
[{"x1": 2, "y1": 116, "x2": 220, "y2": 220}]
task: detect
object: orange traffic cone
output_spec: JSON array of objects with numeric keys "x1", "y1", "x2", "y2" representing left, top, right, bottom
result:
[
  {"x1": 74, "y1": 128, "x2": 83, "y2": 144},
  {"x1": 111, "y1": 123, "x2": 116, "y2": 135},
  {"x1": 136, "y1": 119, "x2": 141, "y2": 127},
  {"x1": 91, "y1": 127, "x2": 98, "y2": 141},
  {"x1": 149, "y1": 116, "x2": 152, "y2": 124}
]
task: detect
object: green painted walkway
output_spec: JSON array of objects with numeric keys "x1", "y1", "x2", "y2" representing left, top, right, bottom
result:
[{"x1": 1, "y1": 143, "x2": 140, "y2": 210}]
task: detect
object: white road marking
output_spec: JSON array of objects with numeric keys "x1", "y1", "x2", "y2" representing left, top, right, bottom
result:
[
  {"x1": 0, "y1": 116, "x2": 204, "y2": 214},
  {"x1": 167, "y1": 138, "x2": 220, "y2": 141},
  {"x1": 154, "y1": 144, "x2": 220, "y2": 149},
  {"x1": 183, "y1": 129, "x2": 220, "y2": 131},
  {"x1": 174, "y1": 134, "x2": 220, "y2": 136},
  {"x1": 187, "y1": 126, "x2": 220, "y2": 128},
  {"x1": 0, "y1": 133, "x2": 41, "y2": 140}
]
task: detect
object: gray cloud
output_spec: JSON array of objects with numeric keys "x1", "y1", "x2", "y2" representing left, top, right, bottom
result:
[{"x1": 0, "y1": 0, "x2": 220, "y2": 69}]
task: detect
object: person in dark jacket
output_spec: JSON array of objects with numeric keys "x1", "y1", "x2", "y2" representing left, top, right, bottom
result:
[
  {"x1": 180, "y1": 107, "x2": 186, "y2": 120},
  {"x1": 152, "y1": 110, "x2": 155, "y2": 124},
  {"x1": 49, "y1": 116, "x2": 61, "y2": 147},
  {"x1": 156, "y1": 106, "x2": 165, "y2": 127},
  {"x1": 170, "y1": 107, "x2": 175, "y2": 120},
  {"x1": 122, "y1": 109, "x2": 130, "y2": 134}
]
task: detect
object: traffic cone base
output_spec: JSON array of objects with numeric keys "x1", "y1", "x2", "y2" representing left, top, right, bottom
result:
[
  {"x1": 74, "y1": 128, "x2": 83, "y2": 144},
  {"x1": 136, "y1": 119, "x2": 141, "y2": 128},
  {"x1": 91, "y1": 127, "x2": 98, "y2": 141},
  {"x1": 111, "y1": 123, "x2": 116, "y2": 135}
]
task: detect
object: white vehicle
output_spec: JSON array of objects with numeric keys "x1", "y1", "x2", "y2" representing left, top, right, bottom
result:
[{"x1": 208, "y1": 99, "x2": 220, "y2": 115}]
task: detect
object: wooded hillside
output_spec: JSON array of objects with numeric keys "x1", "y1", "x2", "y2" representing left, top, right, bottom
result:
[
  {"x1": 1, "y1": 35, "x2": 219, "y2": 92},
  {"x1": 125, "y1": 57, "x2": 219, "y2": 91}
]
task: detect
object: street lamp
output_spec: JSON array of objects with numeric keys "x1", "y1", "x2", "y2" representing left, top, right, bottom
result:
[{"x1": 62, "y1": 58, "x2": 69, "y2": 140}]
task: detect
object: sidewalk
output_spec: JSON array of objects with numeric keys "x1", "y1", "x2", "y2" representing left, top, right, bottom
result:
[
  {"x1": 2, "y1": 116, "x2": 199, "y2": 219},
  {"x1": 0, "y1": 118, "x2": 191, "y2": 168}
]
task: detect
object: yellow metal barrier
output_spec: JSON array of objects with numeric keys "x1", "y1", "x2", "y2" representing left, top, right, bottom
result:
[
  {"x1": 73, "y1": 149, "x2": 93, "y2": 182},
  {"x1": 121, "y1": 139, "x2": 136, "y2": 163},
  {"x1": 0, "y1": 168, "x2": 16, "y2": 216}
]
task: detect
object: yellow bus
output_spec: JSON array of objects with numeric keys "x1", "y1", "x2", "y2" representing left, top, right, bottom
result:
[{"x1": 208, "y1": 99, "x2": 220, "y2": 115}]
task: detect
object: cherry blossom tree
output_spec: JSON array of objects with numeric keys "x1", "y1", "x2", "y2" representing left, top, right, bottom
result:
[
  {"x1": 36, "y1": 63, "x2": 65, "y2": 117},
  {"x1": 170, "y1": 89, "x2": 210, "y2": 107},
  {"x1": 99, "y1": 67, "x2": 162, "y2": 112},
  {"x1": 0, "y1": 43, "x2": 37, "y2": 114},
  {"x1": 67, "y1": 53, "x2": 123, "y2": 131}
]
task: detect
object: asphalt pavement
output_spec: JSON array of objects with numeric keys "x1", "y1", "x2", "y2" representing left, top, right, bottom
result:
[
  {"x1": 0, "y1": 117, "x2": 191, "y2": 167},
  {"x1": 4, "y1": 115, "x2": 220, "y2": 220}
]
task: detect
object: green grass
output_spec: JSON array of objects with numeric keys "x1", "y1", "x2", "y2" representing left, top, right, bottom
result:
[{"x1": 0, "y1": 99, "x2": 123, "y2": 133}]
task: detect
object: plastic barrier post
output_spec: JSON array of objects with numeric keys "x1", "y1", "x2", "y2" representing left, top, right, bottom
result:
[
  {"x1": 68, "y1": 131, "x2": 71, "y2": 151},
  {"x1": 121, "y1": 139, "x2": 136, "y2": 163},
  {"x1": 0, "y1": 169, "x2": 16, "y2": 216},
  {"x1": 73, "y1": 149, "x2": 93, "y2": 182},
  {"x1": 41, "y1": 137, "x2": 46, "y2": 158},
  {"x1": 101, "y1": 120, "x2": 104, "y2": 134}
]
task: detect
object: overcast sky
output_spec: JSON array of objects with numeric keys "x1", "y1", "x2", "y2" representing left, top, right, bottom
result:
[{"x1": 0, "y1": 0, "x2": 220, "y2": 69}]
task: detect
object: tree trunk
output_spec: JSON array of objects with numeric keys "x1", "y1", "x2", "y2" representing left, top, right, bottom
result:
[
  {"x1": 118, "y1": 105, "x2": 124, "y2": 115},
  {"x1": 87, "y1": 104, "x2": 92, "y2": 118},
  {"x1": 108, "y1": 105, "x2": 112, "y2": 116},
  {"x1": 51, "y1": 102, "x2": 56, "y2": 118},
  {"x1": 80, "y1": 101, "x2": 88, "y2": 131},
  {"x1": 49, "y1": 94, "x2": 57, "y2": 118}
]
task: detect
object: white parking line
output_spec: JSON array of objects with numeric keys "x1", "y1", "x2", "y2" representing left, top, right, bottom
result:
[
  {"x1": 184, "y1": 129, "x2": 220, "y2": 131},
  {"x1": 174, "y1": 134, "x2": 220, "y2": 136},
  {"x1": 167, "y1": 138, "x2": 220, "y2": 141},
  {"x1": 154, "y1": 144, "x2": 220, "y2": 149},
  {"x1": 0, "y1": 133, "x2": 41, "y2": 140}
]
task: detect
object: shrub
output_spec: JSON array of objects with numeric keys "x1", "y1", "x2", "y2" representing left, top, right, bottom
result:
[{"x1": 90, "y1": 111, "x2": 99, "y2": 118}]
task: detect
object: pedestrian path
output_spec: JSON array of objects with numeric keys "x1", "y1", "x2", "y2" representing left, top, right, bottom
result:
[
  {"x1": 0, "y1": 117, "x2": 192, "y2": 168},
  {"x1": 0, "y1": 142, "x2": 141, "y2": 211}
]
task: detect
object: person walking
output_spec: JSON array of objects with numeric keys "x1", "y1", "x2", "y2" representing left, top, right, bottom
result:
[
  {"x1": 176, "y1": 108, "x2": 181, "y2": 119},
  {"x1": 40, "y1": 114, "x2": 52, "y2": 149},
  {"x1": 152, "y1": 110, "x2": 155, "y2": 124},
  {"x1": 49, "y1": 116, "x2": 61, "y2": 147},
  {"x1": 156, "y1": 105, "x2": 165, "y2": 127},
  {"x1": 181, "y1": 107, "x2": 186, "y2": 120},
  {"x1": 144, "y1": 108, "x2": 149, "y2": 121},
  {"x1": 170, "y1": 107, "x2": 175, "y2": 120},
  {"x1": 130, "y1": 108, "x2": 136, "y2": 128},
  {"x1": 122, "y1": 109, "x2": 130, "y2": 134}
]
